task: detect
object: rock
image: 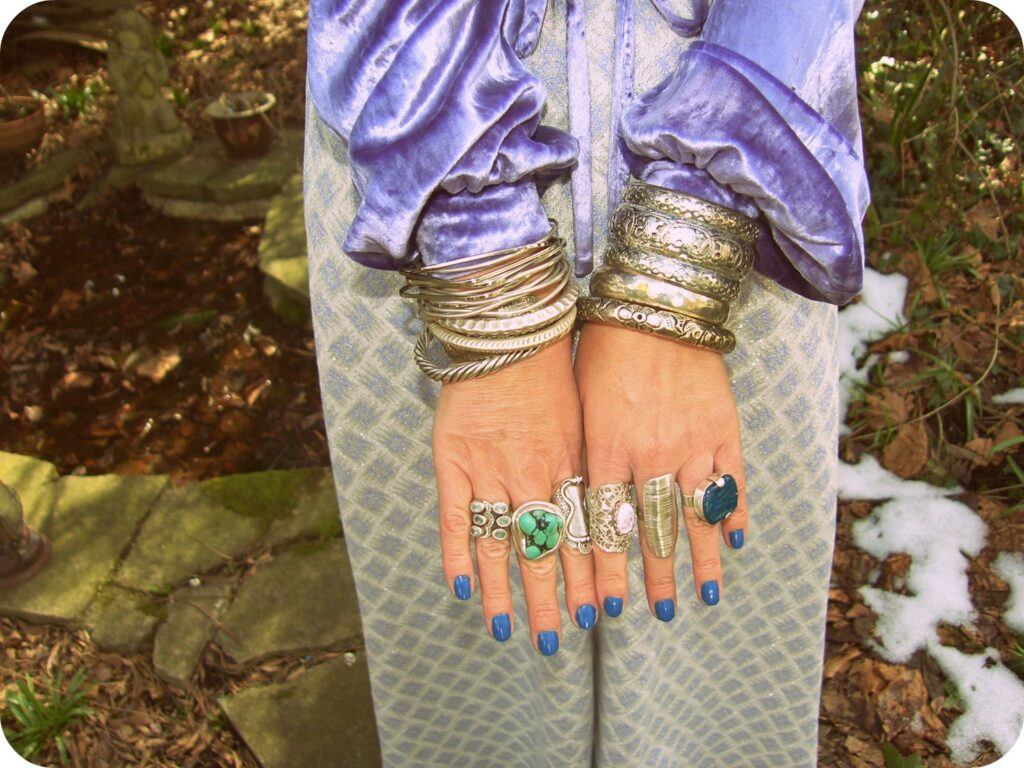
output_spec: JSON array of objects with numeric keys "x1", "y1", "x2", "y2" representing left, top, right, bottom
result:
[
  {"x1": 259, "y1": 172, "x2": 308, "y2": 322},
  {"x1": 217, "y1": 539, "x2": 361, "y2": 663},
  {"x1": 142, "y1": 194, "x2": 273, "y2": 222},
  {"x1": 0, "y1": 474, "x2": 167, "y2": 624},
  {"x1": 135, "y1": 142, "x2": 227, "y2": 199},
  {"x1": 263, "y1": 468, "x2": 341, "y2": 547},
  {"x1": 0, "y1": 450, "x2": 60, "y2": 529},
  {"x1": 83, "y1": 584, "x2": 163, "y2": 652},
  {"x1": 0, "y1": 148, "x2": 90, "y2": 214},
  {"x1": 208, "y1": 137, "x2": 300, "y2": 204},
  {"x1": 117, "y1": 482, "x2": 266, "y2": 593},
  {"x1": 219, "y1": 653, "x2": 381, "y2": 768},
  {"x1": 153, "y1": 577, "x2": 234, "y2": 687}
]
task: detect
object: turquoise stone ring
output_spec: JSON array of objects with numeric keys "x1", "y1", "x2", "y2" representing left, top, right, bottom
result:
[
  {"x1": 511, "y1": 502, "x2": 565, "y2": 560},
  {"x1": 684, "y1": 474, "x2": 739, "y2": 525}
]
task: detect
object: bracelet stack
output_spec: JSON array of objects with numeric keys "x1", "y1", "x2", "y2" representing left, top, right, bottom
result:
[
  {"x1": 400, "y1": 227, "x2": 578, "y2": 383},
  {"x1": 578, "y1": 181, "x2": 759, "y2": 353}
]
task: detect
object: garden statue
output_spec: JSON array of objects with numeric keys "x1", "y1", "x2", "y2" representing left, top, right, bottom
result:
[
  {"x1": 0, "y1": 481, "x2": 51, "y2": 589},
  {"x1": 107, "y1": 9, "x2": 190, "y2": 165}
]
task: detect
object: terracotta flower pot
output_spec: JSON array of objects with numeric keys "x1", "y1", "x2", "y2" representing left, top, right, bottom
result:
[
  {"x1": 0, "y1": 96, "x2": 45, "y2": 156},
  {"x1": 205, "y1": 91, "x2": 277, "y2": 159}
]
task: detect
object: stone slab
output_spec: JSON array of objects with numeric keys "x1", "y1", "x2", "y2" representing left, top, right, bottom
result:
[
  {"x1": 0, "y1": 148, "x2": 90, "y2": 214},
  {"x1": 263, "y1": 468, "x2": 341, "y2": 547},
  {"x1": 142, "y1": 193, "x2": 272, "y2": 222},
  {"x1": 83, "y1": 584, "x2": 163, "y2": 653},
  {"x1": 153, "y1": 577, "x2": 234, "y2": 687},
  {"x1": 259, "y1": 171, "x2": 308, "y2": 306},
  {"x1": 0, "y1": 195, "x2": 51, "y2": 224},
  {"x1": 217, "y1": 539, "x2": 361, "y2": 663},
  {"x1": 0, "y1": 473, "x2": 168, "y2": 625},
  {"x1": 0, "y1": 450, "x2": 60, "y2": 529},
  {"x1": 134, "y1": 141, "x2": 224, "y2": 200},
  {"x1": 117, "y1": 482, "x2": 266, "y2": 593},
  {"x1": 208, "y1": 142, "x2": 299, "y2": 204},
  {"x1": 219, "y1": 653, "x2": 381, "y2": 768}
]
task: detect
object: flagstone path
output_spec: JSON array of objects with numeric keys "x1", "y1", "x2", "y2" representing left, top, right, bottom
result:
[{"x1": 0, "y1": 450, "x2": 381, "y2": 768}]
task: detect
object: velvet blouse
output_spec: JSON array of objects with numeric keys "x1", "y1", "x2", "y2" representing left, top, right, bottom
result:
[{"x1": 307, "y1": 0, "x2": 869, "y2": 305}]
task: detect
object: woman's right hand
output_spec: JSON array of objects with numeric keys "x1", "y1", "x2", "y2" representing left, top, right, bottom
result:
[{"x1": 433, "y1": 338, "x2": 598, "y2": 655}]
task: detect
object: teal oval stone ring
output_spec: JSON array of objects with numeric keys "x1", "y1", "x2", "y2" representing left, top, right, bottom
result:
[
  {"x1": 683, "y1": 474, "x2": 739, "y2": 525},
  {"x1": 511, "y1": 502, "x2": 566, "y2": 561}
]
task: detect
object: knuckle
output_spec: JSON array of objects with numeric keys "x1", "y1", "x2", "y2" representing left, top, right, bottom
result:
[
  {"x1": 597, "y1": 571, "x2": 628, "y2": 594},
  {"x1": 694, "y1": 556, "x2": 720, "y2": 573},
  {"x1": 529, "y1": 603, "x2": 561, "y2": 627},
  {"x1": 522, "y1": 557, "x2": 558, "y2": 579},
  {"x1": 475, "y1": 539, "x2": 510, "y2": 564},
  {"x1": 645, "y1": 572, "x2": 676, "y2": 593},
  {"x1": 482, "y1": 586, "x2": 512, "y2": 609},
  {"x1": 439, "y1": 508, "x2": 468, "y2": 538}
]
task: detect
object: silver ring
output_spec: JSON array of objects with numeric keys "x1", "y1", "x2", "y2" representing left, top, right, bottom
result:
[
  {"x1": 469, "y1": 500, "x2": 512, "y2": 541},
  {"x1": 682, "y1": 473, "x2": 739, "y2": 525},
  {"x1": 511, "y1": 501, "x2": 565, "y2": 561},
  {"x1": 585, "y1": 482, "x2": 636, "y2": 554},
  {"x1": 552, "y1": 476, "x2": 592, "y2": 554},
  {"x1": 640, "y1": 474, "x2": 680, "y2": 558}
]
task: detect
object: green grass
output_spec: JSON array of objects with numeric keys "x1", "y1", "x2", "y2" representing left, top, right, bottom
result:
[{"x1": 2, "y1": 669, "x2": 93, "y2": 765}]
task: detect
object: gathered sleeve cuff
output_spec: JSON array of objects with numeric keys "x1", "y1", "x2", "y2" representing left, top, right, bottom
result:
[
  {"x1": 620, "y1": 0, "x2": 870, "y2": 305},
  {"x1": 307, "y1": 0, "x2": 577, "y2": 269}
]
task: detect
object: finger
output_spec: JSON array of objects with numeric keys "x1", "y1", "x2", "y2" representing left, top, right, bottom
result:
[
  {"x1": 678, "y1": 455, "x2": 723, "y2": 607},
  {"x1": 715, "y1": 440, "x2": 749, "y2": 551},
  {"x1": 470, "y1": 479, "x2": 515, "y2": 643},
  {"x1": 435, "y1": 459, "x2": 474, "y2": 601},
  {"x1": 509, "y1": 471, "x2": 563, "y2": 656},
  {"x1": 555, "y1": 476, "x2": 598, "y2": 632},
  {"x1": 584, "y1": 444, "x2": 632, "y2": 618},
  {"x1": 635, "y1": 463, "x2": 681, "y2": 623}
]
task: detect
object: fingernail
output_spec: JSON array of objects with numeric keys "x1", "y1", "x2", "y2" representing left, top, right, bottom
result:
[
  {"x1": 729, "y1": 529, "x2": 745, "y2": 549},
  {"x1": 491, "y1": 613, "x2": 511, "y2": 642},
  {"x1": 654, "y1": 599, "x2": 676, "y2": 622},
  {"x1": 701, "y1": 580, "x2": 720, "y2": 606},
  {"x1": 603, "y1": 596, "x2": 623, "y2": 617},
  {"x1": 453, "y1": 575, "x2": 471, "y2": 601},
  {"x1": 575, "y1": 604, "x2": 597, "y2": 630},
  {"x1": 537, "y1": 631, "x2": 559, "y2": 656}
]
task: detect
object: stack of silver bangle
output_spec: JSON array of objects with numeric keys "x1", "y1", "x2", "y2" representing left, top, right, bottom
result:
[
  {"x1": 578, "y1": 181, "x2": 759, "y2": 353},
  {"x1": 400, "y1": 226, "x2": 578, "y2": 383}
]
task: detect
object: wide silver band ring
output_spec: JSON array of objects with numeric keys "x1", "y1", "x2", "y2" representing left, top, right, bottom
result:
[
  {"x1": 640, "y1": 474, "x2": 680, "y2": 559},
  {"x1": 469, "y1": 500, "x2": 512, "y2": 542},
  {"x1": 552, "y1": 476, "x2": 592, "y2": 554},
  {"x1": 585, "y1": 482, "x2": 636, "y2": 554}
]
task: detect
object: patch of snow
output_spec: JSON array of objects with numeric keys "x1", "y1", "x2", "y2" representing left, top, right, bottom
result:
[
  {"x1": 854, "y1": 497, "x2": 987, "y2": 662},
  {"x1": 887, "y1": 349, "x2": 910, "y2": 364},
  {"x1": 993, "y1": 552, "x2": 1024, "y2": 635},
  {"x1": 929, "y1": 644, "x2": 1024, "y2": 763},
  {"x1": 838, "y1": 268, "x2": 908, "y2": 432},
  {"x1": 838, "y1": 454, "x2": 961, "y2": 500},
  {"x1": 993, "y1": 388, "x2": 1024, "y2": 406}
]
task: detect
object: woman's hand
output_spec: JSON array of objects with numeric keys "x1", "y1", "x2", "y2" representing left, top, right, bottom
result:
[
  {"x1": 433, "y1": 338, "x2": 598, "y2": 654},
  {"x1": 574, "y1": 323, "x2": 748, "y2": 621}
]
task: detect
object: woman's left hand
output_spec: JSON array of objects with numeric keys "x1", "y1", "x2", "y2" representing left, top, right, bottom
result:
[{"x1": 574, "y1": 322, "x2": 748, "y2": 621}]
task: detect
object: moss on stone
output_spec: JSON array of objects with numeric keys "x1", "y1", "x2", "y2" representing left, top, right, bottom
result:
[{"x1": 199, "y1": 469, "x2": 316, "y2": 525}]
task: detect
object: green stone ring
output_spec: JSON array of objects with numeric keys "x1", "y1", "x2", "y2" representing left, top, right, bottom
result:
[
  {"x1": 510, "y1": 501, "x2": 566, "y2": 561},
  {"x1": 683, "y1": 474, "x2": 739, "y2": 525}
]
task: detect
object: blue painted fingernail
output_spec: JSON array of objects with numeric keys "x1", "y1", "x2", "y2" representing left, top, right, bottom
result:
[
  {"x1": 603, "y1": 596, "x2": 623, "y2": 617},
  {"x1": 453, "y1": 575, "x2": 471, "y2": 601},
  {"x1": 537, "y1": 631, "x2": 559, "y2": 656},
  {"x1": 491, "y1": 613, "x2": 511, "y2": 642},
  {"x1": 654, "y1": 599, "x2": 676, "y2": 622},
  {"x1": 701, "y1": 580, "x2": 720, "y2": 606},
  {"x1": 576, "y1": 604, "x2": 597, "y2": 630},
  {"x1": 729, "y1": 529, "x2": 745, "y2": 549}
]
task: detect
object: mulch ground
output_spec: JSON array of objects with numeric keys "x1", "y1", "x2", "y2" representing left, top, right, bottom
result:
[{"x1": 2, "y1": 1, "x2": 1023, "y2": 767}]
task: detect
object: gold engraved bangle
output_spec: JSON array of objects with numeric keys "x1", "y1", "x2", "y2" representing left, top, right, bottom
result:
[
  {"x1": 620, "y1": 182, "x2": 760, "y2": 242},
  {"x1": 604, "y1": 244, "x2": 741, "y2": 303},
  {"x1": 413, "y1": 327, "x2": 553, "y2": 383},
  {"x1": 429, "y1": 306, "x2": 577, "y2": 354},
  {"x1": 590, "y1": 268, "x2": 730, "y2": 325},
  {"x1": 433, "y1": 283, "x2": 580, "y2": 337},
  {"x1": 577, "y1": 296, "x2": 735, "y2": 354},
  {"x1": 609, "y1": 205, "x2": 755, "y2": 278}
]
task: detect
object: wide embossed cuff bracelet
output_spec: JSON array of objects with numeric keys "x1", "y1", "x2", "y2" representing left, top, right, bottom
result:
[{"x1": 579, "y1": 181, "x2": 758, "y2": 354}]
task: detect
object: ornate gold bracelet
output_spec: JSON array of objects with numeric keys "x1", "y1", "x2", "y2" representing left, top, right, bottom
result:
[
  {"x1": 620, "y1": 182, "x2": 760, "y2": 242},
  {"x1": 590, "y1": 267, "x2": 731, "y2": 325},
  {"x1": 609, "y1": 205, "x2": 755, "y2": 278},
  {"x1": 578, "y1": 296, "x2": 735, "y2": 354},
  {"x1": 604, "y1": 244, "x2": 741, "y2": 303}
]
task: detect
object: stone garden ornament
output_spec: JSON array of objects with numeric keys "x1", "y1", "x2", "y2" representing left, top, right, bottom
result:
[{"x1": 108, "y1": 10, "x2": 191, "y2": 165}]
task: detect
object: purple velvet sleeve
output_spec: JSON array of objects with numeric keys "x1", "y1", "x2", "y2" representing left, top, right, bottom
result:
[
  {"x1": 306, "y1": 0, "x2": 577, "y2": 268},
  {"x1": 621, "y1": 0, "x2": 871, "y2": 305}
]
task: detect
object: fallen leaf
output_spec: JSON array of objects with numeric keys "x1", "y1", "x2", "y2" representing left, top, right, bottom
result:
[
  {"x1": 132, "y1": 349, "x2": 181, "y2": 383},
  {"x1": 882, "y1": 421, "x2": 929, "y2": 478}
]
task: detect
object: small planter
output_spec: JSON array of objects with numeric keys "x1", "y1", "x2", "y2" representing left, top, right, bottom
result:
[
  {"x1": 205, "y1": 91, "x2": 277, "y2": 159},
  {"x1": 0, "y1": 96, "x2": 45, "y2": 156}
]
